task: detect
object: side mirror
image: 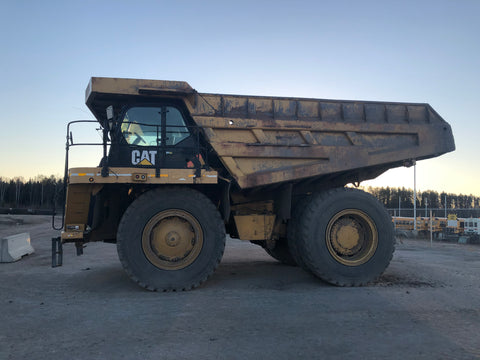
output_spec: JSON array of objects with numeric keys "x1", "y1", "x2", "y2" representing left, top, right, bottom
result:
[
  {"x1": 106, "y1": 105, "x2": 114, "y2": 120},
  {"x1": 106, "y1": 105, "x2": 114, "y2": 130}
]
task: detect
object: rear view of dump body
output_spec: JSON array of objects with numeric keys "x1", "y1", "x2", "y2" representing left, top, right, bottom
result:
[
  {"x1": 54, "y1": 77, "x2": 455, "y2": 291},
  {"x1": 86, "y1": 77, "x2": 455, "y2": 190}
]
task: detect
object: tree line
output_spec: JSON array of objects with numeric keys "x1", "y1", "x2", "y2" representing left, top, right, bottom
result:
[
  {"x1": 0, "y1": 176, "x2": 479, "y2": 218},
  {"x1": 0, "y1": 176, "x2": 65, "y2": 211},
  {"x1": 364, "y1": 186, "x2": 480, "y2": 218}
]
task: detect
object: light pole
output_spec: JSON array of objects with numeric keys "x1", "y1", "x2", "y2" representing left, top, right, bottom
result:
[
  {"x1": 444, "y1": 194, "x2": 447, "y2": 219},
  {"x1": 413, "y1": 162, "x2": 417, "y2": 230}
]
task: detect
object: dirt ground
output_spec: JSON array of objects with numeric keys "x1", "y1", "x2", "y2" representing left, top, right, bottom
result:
[{"x1": 1, "y1": 215, "x2": 479, "y2": 360}]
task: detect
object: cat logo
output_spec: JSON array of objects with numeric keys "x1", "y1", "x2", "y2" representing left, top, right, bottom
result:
[{"x1": 131, "y1": 150, "x2": 157, "y2": 166}]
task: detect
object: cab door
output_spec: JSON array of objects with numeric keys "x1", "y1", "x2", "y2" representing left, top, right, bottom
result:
[{"x1": 111, "y1": 105, "x2": 199, "y2": 170}]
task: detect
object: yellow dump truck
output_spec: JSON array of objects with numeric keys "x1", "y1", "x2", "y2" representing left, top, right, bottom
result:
[{"x1": 52, "y1": 77, "x2": 455, "y2": 290}]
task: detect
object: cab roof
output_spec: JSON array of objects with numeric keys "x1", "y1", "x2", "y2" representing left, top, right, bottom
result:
[{"x1": 85, "y1": 77, "x2": 195, "y2": 121}]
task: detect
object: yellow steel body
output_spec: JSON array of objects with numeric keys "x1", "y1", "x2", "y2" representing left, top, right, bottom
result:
[
  {"x1": 231, "y1": 201, "x2": 276, "y2": 240},
  {"x1": 68, "y1": 78, "x2": 455, "y2": 244},
  {"x1": 68, "y1": 167, "x2": 218, "y2": 185},
  {"x1": 86, "y1": 77, "x2": 455, "y2": 190}
]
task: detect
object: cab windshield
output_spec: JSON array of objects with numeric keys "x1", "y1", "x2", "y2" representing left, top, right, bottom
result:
[{"x1": 120, "y1": 106, "x2": 190, "y2": 146}]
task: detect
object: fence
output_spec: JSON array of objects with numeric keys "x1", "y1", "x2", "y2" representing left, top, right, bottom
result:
[{"x1": 387, "y1": 208, "x2": 480, "y2": 219}]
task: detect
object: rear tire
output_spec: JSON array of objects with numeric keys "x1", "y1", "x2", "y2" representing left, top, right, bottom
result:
[
  {"x1": 287, "y1": 196, "x2": 312, "y2": 271},
  {"x1": 117, "y1": 187, "x2": 225, "y2": 291},
  {"x1": 263, "y1": 238, "x2": 297, "y2": 266},
  {"x1": 298, "y1": 188, "x2": 394, "y2": 286}
]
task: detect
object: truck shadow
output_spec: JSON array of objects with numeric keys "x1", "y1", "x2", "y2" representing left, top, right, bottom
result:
[
  {"x1": 65, "y1": 258, "x2": 444, "y2": 293},
  {"x1": 210, "y1": 260, "x2": 326, "y2": 291}
]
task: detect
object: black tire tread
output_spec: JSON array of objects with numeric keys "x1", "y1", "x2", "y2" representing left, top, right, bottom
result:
[
  {"x1": 287, "y1": 196, "x2": 312, "y2": 272},
  {"x1": 298, "y1": 187, "x2": 394, "y2": 286},
  {"x1": 117, "y1": 187, "x2": 225, "y2": 291},
  {"x1": 263, "y1": 239, "x2": 297, "y2": 266}
]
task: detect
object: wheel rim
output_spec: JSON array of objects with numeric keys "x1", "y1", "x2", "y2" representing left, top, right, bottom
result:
[
  {"x1": 325, "y1": 209, "x2": 378, "y2": 266},
  {"x1": 142, "y1": 209, "x2": 203, "y2": 270}
]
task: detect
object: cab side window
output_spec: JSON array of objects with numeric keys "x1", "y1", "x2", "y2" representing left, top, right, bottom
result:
[{"x1": 165, "y1": 107, "x2": 190, "y2": 146}]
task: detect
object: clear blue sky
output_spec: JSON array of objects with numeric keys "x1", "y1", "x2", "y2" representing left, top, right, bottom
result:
[{"x1": 1, "y1": 0, "x2": 479, "y2": 196}]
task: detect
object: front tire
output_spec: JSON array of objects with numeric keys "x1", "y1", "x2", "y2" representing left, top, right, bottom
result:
[
  {"x1": 117, "y1": 187, "x2": 225, "y2": 291},
  {"x1": 298, "y1": 188, "x2": 394, "y2": 286}
]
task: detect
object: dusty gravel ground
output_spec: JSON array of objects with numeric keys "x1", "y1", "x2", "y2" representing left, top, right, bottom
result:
[{"x1": 0, "y1": 215, "x2": 479, "y2": 360}]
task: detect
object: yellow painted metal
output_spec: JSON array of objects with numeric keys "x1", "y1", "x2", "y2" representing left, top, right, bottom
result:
[
  {"x1": 85, "y1": 77, "x2": 455, "y2": 190},
  {"x1": 68, "y1": 167, "x2": 218, "y2": 185},
  {"x1": 141, "y1": 209, "x2": 203, "y2": 270},
  {"x1": 231, "y1": 200, "x2": 274, "y2": 213},
  {"x1": 62, "y1": 222, "x2": 86, "y2": 240},
  {"x1": 231, "y1": 200, "x2": 276, "y2": 240},
  {"x1": 86, "y1": 77, "x2": 194, "y2": 101},
  {"x1": 64, "y1": 184, "x2": 100, "y2": 227},
  {"x1": 234, "y1": 214, "x2": 276, "y2": 241},
  {"x1": 325, "y1": 209, "x2": 378, "y2": 266},
  {"x1": 192, "y1": 116, "x2": 446, "y2": 188},
  {"x1": 61, "y1": 231, "x2": 85, "y2": 241},
  {"x1": 63, "y1": 184, "x2": 103, "y2": 241}
]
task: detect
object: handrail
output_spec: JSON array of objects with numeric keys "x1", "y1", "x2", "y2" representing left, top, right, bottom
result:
[
  {"x1": 52, "y1": 119, "x2": 208, "y2": 231},
  {"x1": 52, "y1": 120, "x2": 100, "y2": 230}
]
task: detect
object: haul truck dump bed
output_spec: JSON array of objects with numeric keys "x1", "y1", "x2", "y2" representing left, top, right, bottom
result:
[
  {"x1": 53, "y1": 77, "x2": 455, "y2": 291},
  {"x1": 86, "y1": 77, "x2": 454, "y2": 189}
]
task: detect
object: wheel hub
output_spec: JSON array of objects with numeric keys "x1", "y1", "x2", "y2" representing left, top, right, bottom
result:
[
  {"x1": 142, "y1": 210, "x2": 203, "y2": 270},
  {"x1": 330, "y1": 218, "x2": 362, "y2": 256},
  {"x1": 326, "y1": 209, "x2": 378, "y2": 266},
  {"x1": 165, "y1": 231, "x2": 180, "y2": 247}
]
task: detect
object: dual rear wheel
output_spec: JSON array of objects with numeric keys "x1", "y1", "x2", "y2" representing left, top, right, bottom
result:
[{"x1": 287, "y1": 188, "x2": 394, "y2": 286}]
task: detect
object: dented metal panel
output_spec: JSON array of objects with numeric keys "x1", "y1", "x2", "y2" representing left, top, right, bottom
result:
[
  {"x1": 190, "y1": 112, "x2": 453, "y2": 188},
  {"x1": 188, "y1": 93, "x2": 454, "y2": 188}
]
